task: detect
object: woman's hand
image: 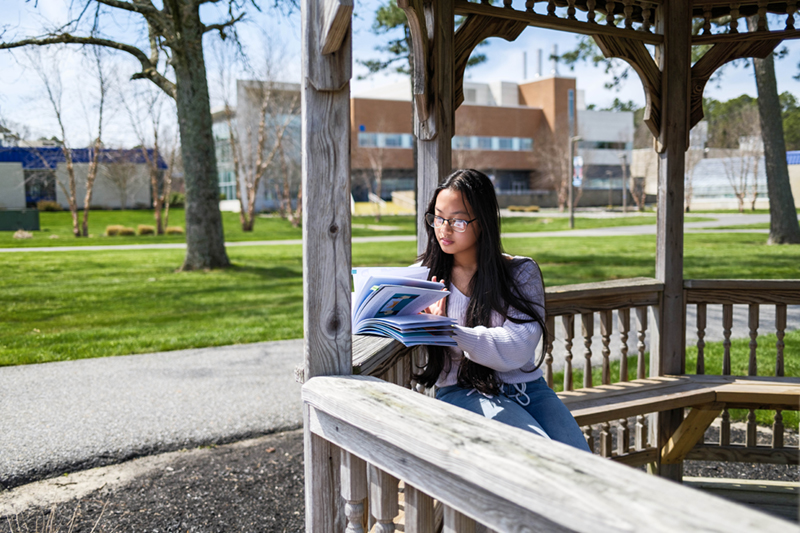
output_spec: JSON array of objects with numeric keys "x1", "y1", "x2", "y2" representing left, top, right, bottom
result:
[{"x1": 424, "y1": 276, "x2": 448, "y2": 316}]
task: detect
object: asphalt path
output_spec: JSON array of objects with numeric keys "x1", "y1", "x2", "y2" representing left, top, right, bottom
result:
[{"x1": 0, "y1": 340, "x2": 303, "y2": 490}]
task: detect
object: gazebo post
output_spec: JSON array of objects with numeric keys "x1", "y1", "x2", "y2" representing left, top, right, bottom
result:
[
  {"x1": 406, "y1": 0, "x2": 455, "y2": 254},
  {"x1": 650, "y1": 1, "x2": 691, "y2": 482},
  {"x1": 301, "y1": 0, "x2": 354, "y2": 530}
]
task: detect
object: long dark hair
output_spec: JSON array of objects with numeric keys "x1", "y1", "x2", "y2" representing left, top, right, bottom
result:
[{"x1": 414, "y1": 169, "x2": 548, "y2": 395}]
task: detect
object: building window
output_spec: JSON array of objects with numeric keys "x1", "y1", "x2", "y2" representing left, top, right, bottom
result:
[
  {"x1": 358, "y1": 133, "x2": 378, "y2": 147},
  {"x1": 477, "y1": 137, "x2": 493, "y2": 150},
  {"x1": 384, "y1": 134, "x2": 403, "y2": 147},
  {"x1": 498, "y1": 137, "x2": 514, "y2": 150}
]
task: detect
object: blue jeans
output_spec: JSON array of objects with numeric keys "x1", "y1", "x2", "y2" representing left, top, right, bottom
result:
[{"x1": 436, "y1": 377, "x2": 591, "y2": 452}]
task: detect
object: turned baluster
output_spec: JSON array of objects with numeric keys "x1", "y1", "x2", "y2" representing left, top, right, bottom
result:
[
  {"x1": 369, "y1": 465, "x2": 398, "y2": 533},
  {"x1": 773, "y1": 410, "x2": 784, "y2": 448},
  {"x1": 583, "y1": 426, "x2": 594, "y2": 453},
  {"x1": 703, "y1": 7, "x2": 713, "y2": 34},
  {"x1": 587, "y1": 0, "x2": 597, "y2": 23},
  {"x1": 635, "y1": 414, "x2": 647, "y2": 450},
  {"x1": 443, "y1": 506, "x2": 476, "y2": 533},
  {"x1": 567, "y1": 0, "x2": 577, "y2": 20},
  {"x1": 722, "y1": 304, "x2": 733, "y2": 375},
  {"x1": 605, "y1": 1, "x2": 616, "y2": 26},
  {"x1": 623, "y1": 0, "x2": 633, "y2": 29},
  {"x1": 600, "y1": 422, "x2": 612, "y2": 457},
  {"x1": 342, "y1": 451, "x2": 367, "y2": 533},
  {"x1": 720, "y1": 408, "x2": 731, "y2": 446},
  {"x1": 696, "y1": 303, "x2": 707, "y2": 375},
  {"x1": 635, "y1": 307, "x2": 648, "y2": 379},
  {"x1": 563, "y1": 314, "x2": 575, "y2": 391},
  {"x1": 616, "y1": 418, "x2": 630, "y2": 455},
  {"x1": 730, "y1": 4, "x2": 740, "y2": 33},
  {"x1": 787, "y1": 1, "x2": 797, "y2": 30},
  {"x1": 525, "y1": 0, "x2": 535, "y2": 14},
  {"x1": 618, "y1": 308, "x2": 630, "y2": 381},
  {"x1": 748, "y1": 303, "x2": 759, "y2": 376},
  {"x1": 746, "y1": 409, "x2": 757, "y2": 447},
  {"x1": 503, "y1": 0, "x2": 513, "y2": 8},
  {"x1": 757, "y1": 1, "x2": 768, "y2": 30},
  {"x1": 405, "y1": 484, "x2": 434, "y2": 533},
  {"x1": 582, "y1": 313, "x2": 594, "y2": 388},
  {"x1": 776, "y1": 304, "x2": 786, "y2": 377},
  {"x1": 599, "y1": 310, "x2": 612, "y2": 385},
  {"x1": 545, "y1": 315, "x2": 555, "y2": 389},
  {"x1": 547, "y1": 1, "x2": 557, "y2": 17},
  {"x1": 641, "y1": 2, "x2": 652, "y2": 33}
]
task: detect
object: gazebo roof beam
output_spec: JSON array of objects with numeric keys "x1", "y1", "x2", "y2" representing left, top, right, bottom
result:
[{"x1": 453, "y1": 0, "x2": 664, "y2": 45}]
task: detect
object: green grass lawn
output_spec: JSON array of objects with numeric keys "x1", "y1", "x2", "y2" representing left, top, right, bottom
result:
[
  {"x1": 0, "y1": 209, "x2": 712, "y2": 248},
  {"x1": 1, "y1": 233, "x2": 798, "y2": 367}
]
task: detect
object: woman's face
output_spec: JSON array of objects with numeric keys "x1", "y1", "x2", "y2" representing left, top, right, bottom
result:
[{"x1": 433, "y1": 188, "x2": 479, "y2": 259}]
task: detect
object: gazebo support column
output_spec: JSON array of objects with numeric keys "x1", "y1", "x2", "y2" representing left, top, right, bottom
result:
[
  {"x1": 401, "y1": 0, "x2": 455, "y2": 253},
  {"x1": 301, "y1": 0, "x2": 354, "y2": 530},
  {"x1": 650, "y1": 1, "x2": 690, "y2": 482}
]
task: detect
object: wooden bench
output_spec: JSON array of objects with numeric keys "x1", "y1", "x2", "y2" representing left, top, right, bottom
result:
[{"x1": 558, "y1": 375, "x2": 800, "y2": 467}]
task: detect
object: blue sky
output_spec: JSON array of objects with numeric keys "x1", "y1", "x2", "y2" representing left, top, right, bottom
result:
[{"x1": 1, "y1": 1, "x2": 798, "y2": 146}]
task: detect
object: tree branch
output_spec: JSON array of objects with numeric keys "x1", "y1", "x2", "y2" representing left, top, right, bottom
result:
[
  {"x1": 203, "y1": 13, "x2": 246, "y2": 38},
  {"x1": 95, "y1": 0, "x2": 160, "y2": 16},
  {"x1": 0, "y1": 34, "x2": 177, "y2": 99}
]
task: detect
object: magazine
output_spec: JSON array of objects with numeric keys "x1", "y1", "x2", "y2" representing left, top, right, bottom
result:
[{"x1": 351, "y1": 267, "x2": 457, "y2": 347}]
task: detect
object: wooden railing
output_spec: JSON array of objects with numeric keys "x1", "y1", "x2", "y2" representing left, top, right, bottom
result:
[
  {"x1": 684, "y1": 279, "x2": 800, "y2": 463},
  {"x1": 353, "y1": 278, "x2": 799, "y2": 467},
  {"x1": 303, "y1": 375, "x2": 791, "y2": 532}
]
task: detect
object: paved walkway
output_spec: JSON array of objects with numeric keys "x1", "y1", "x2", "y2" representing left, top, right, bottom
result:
[
  {"x1": 0, "y1": 214, "x2": 780, "y2": 253},
  {"x1": 0, "y1": 341, "x2": 304, "y2": 490}
]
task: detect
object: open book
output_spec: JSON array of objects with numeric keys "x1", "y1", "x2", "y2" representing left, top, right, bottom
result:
[{"x1": 351, "y1": 266, "x2": 457, "y2": 347}]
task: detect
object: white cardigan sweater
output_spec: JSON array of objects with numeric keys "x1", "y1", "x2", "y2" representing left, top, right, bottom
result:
[{"x1": 436, "y1": 255, "x2": 546, "y2": 388}]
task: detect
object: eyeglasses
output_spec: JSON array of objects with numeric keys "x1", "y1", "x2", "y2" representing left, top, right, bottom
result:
[{"x1": 425, "y1": 213, "x2": 477, "y2": 233}]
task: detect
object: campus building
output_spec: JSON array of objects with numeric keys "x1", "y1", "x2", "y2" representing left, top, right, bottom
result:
[
  {"x1": 213, "y1": 76, "x2": 635, "y2": 210},
  {"x1": 0, "y1": 147, "x2": 166, "y2": 210}
]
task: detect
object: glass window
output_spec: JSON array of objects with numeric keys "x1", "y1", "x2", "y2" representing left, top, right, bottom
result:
[
  {"x1": 520, "y1": 138, "x2": 533, "y2": 151},
  {"x1": 384, "y1": 134, "x2": 403, "y2": 147},
  {"x1": 477, "y1": 137, "x2": 492, "y2": 150},
  {"x1": 498, "y1": 137, "x2": 513, "y2": 150},
  {"x1": 358, "y1": 133, "x2": 378, "y2": 147},
  {"x1": 452, "y1": 136, "x2": 471, "y2": 150}
]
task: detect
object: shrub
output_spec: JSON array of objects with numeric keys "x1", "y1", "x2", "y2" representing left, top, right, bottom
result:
[
  {"x1": 36, "y1": 200, "x2": 62, "y2": 211},
  {"x1": 13, "y1": 230, "x2": 33, "y2": 239},
  {"x1": 137, "y1": 225, "x2": 156, "y2": 235},
  {"x1": 105, "y1": 225, "x2": 135, "y2": 236},
  {"x1": 169, "y1": 192, "x2": 185, "y2": 208},
  {"x1": 508, "y1": 205, "x2": 540, "y2": 213},
  {"x1": 165, "y1": 226, "x2": 184, "y2": 235}
]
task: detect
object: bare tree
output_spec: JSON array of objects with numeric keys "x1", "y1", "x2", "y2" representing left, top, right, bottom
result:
[
  {"x1": 684, "y1": 149, "x2": 704, "y2": 213},
  {"x1": 721, "y1": 107, "x2": 762, "y2": 213},
  {"x1": 101, "y1": 155, "x2": 145, "y2": 209},
  {"x1": 26, "y1": 47, "x2": 106, "y2": 237},
  {"x1": 275, "y1": 142, "x2": 302, "y2": 227},
  {"x1": 364, "y1": 142, "x2": 387, "y2": 221},
  {"x1": 0, "y1": 0, "x2": 289, "y2": 268},
  {"x1": 123, "y1": 84, "x2": 174, "y2": 233},
  {"x1": 535, "y1": 123, "x2": 572, "y2": 211}
]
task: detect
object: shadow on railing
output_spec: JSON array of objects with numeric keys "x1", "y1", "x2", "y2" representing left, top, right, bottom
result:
[{"x1": 303, "y1": 375, "x2": 790, "y2": 532}]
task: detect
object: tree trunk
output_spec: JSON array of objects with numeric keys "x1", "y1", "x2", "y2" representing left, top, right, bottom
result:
[
  {"x1": 172, "y1": 4, "x2": 230, "y2": 269},
  {"x1": 748, "y1": 16, "x2": 800, "y2": 244}
]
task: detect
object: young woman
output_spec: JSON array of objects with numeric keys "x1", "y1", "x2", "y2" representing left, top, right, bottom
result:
[{"x1": 417, "y1": 169, "x2": 590, "y2": 452}]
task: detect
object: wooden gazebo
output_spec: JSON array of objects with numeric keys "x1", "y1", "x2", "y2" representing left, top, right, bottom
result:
[{"x1": 299, "y1": 1, "x2": 800, "y2": 531}]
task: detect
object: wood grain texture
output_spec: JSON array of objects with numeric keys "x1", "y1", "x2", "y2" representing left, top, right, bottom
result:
[
  {"x1": 302, "y1": 0, "x2": 352, "y2": 379},
  {"x1": 689, "y1": 39, "x2": 780, "y2": 129},
  {"x1": 686, "y1": 445, "x2": 800, "y2": 465},
  {"x1": 692, "y1": 28, "x2": 800, "y2": 45},
  {"x1": 416, "y1": 0, "x2": 454, "y2": 255},
  {"x1": 545, "y1": 277, "x2": 662, "y2": 316},
  {"x1": 303, "y1": 0, "x2": 351, "y2": 91},
  {"x1": 405, "y1": 484, "x2": 435, "y2": 533},
  {"x1": 443, "y1": 506, "x2": 477, "y2": 533},
  {"x1": 304, "y1": 375, "x2": 792, "y2": 532},
  {"x1": 341, "y1": 449, "x2": 367, "y2": 533},
  {"x1": 352, "y1": 335, "x2": 411, "y2": 377},
  {"x1": 304, "y1": 403, "x2": 346, "y2": 532},
  {"x1": 661, "y1": 402, "x2": 724, "y2": 464},
  {"x1": 453, "y1": 15, "x2": 526, "y2": 109},
  {"x1": 320, "y1": 0, "x2": 354, "y2": 55},
  {"x1": 398, "y1": 0, "x2": 431, "y2": 124},
  {"x1": 452, "y1": 0, "x2": 664, "y2": 44},
  {"x1": 593, "y1": 34, "x2": 662, "y2": 138}
]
